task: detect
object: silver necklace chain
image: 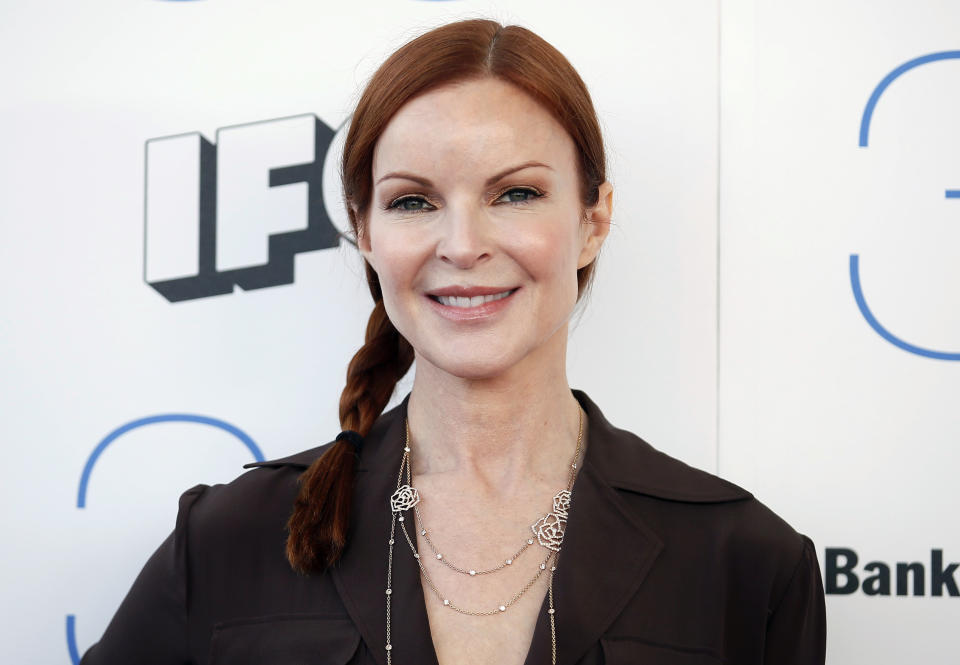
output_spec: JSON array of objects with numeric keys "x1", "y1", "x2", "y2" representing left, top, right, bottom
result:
[
  {"x1": 384, "y1": 406, "x2": 584, "y2": 665},
  {"x1": 413, "y1": 503, "x2": 539, "y2": 575}
]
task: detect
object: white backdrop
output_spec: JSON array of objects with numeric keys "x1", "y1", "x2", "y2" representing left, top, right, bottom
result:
[
  {"x1": 0, "y1": 0, "x2": 955, "y2": 663},
  {"x1": 719, "y1": 1, "x2": 960, "y2": 662}
]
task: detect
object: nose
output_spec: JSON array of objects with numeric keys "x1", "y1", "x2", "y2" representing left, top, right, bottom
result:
[{"x1": 435, "y1": 201, "x2": 492, "y2": 269}]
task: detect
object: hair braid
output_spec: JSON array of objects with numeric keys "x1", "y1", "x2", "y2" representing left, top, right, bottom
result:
[{"x1": 286, "y1": 297, "x2": 413, "y2": 573}]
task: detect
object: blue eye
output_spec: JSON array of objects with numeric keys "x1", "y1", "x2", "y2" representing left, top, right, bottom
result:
[
  {"x1": 496, "y1": 187, "x2": 542, "y2": 204},
  {"x1": 389, "y1": 196, "x2": 435, "y2": 212}
]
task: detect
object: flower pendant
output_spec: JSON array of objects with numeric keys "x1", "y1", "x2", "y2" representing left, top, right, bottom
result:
[
  {"x1": 531, "y1": 490, "x2": 571, "y2": 552},
  {"x1": 390, "y1": 484, "x2": 420, "y2": 513}
]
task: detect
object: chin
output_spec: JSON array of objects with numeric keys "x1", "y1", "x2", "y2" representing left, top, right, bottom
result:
[{"x1": 417, "y1": 348, "x2": 523, "y2": 381}]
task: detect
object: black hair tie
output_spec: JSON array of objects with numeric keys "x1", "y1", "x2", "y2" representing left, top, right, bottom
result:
[{"x1": 336, "y1": 430, "x2": 364, "y2": 450}]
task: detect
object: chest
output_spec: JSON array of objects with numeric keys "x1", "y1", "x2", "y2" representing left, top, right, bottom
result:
[
  {"x1": 421, "y1": 561, "x2": 551, "y2": 665},
  {"x1": 403, "y1": 478, "x2": 563, "y2": 664}
]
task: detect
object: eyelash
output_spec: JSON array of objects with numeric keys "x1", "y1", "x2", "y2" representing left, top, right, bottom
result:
[{"x1": 385, "y1": 186, "x2": 545, "y2": 213}]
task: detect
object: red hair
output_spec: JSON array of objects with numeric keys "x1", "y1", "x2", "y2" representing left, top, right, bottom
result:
[{"x1": 286, "y1": 18, "x2": 607, "y2": 574}]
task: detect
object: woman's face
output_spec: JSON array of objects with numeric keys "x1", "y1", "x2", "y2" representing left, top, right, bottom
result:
[{"x1": 358, "y1": 77, "x2": 612, "y2": 381}]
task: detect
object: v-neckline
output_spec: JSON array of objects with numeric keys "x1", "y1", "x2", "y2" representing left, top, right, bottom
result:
[
  {"x1": 328, "y1": 389, "x2": 666, "y2": 665},
  {"x1": 415, "y1": 572, "x2": 554, "y2": 665},
  {"x1": 409, "y1": 482, "x2": 571, "y2": 665},
  {"x1": 386, "y1": 411, "x2": 556, "y2": 665}
]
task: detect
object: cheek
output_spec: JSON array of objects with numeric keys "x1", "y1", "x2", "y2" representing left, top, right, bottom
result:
[
  {"x1": 368, "y1": 228, "x2": 425, "y2": 297},
  {"x1": 511, "y1": 218, "x2": 582, "y2": 285},
  {"x1": 370, "y1": 244, "x2": 416, "y2": 337}
]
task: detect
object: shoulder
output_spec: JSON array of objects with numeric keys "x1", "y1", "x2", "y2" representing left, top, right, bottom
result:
[
  {"x1": 608, "y1": 428, "x2": 804, "y2": 548},
  {"x1": 578, "y1": 388, "x2": 751, "y2": 505},
  {"x1": 580, "y1": 392, "x2": 826, "y2": 656},
  {"x1": 175, "y1": 441, "x2": 336, "y2": 547},
  {"x1": 171, "y1": 397, "x2": 405, "y2": 548},
  {"x1": 159, "y1": 442, "x2": 354, "y2": 624},
  {"x1": 581, "y1": 392, "x2": 810, "y2": 598},
  {"x1": 625, "y1": 447, "x2": 811, "y2": 610}
]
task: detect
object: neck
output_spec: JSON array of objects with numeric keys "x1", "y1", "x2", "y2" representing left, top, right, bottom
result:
[{"x1": 406, "y1": 333, "x2": 584, "y2": 497}]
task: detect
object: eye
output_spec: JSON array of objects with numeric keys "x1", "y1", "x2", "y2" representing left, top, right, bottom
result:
[
  {"x1": 495, "y1": 187, "x2": 543, "y2": 204},
  {"x1": 388, "y1": 195, "x2": 435, "y2": 213}
]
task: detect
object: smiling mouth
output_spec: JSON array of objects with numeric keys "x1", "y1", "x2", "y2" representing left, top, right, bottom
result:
[{"x1": 428, "y1": 288, "x2": 519, "y2": 308}]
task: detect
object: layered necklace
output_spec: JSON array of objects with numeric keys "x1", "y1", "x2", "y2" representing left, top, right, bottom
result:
[{"x1": 384, "y1": 406, "x2": 585, "y2": 665}]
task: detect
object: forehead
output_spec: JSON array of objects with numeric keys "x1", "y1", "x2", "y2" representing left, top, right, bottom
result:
[{"x1": 371, "y1": 77, "x2": 577, "y2": 181}]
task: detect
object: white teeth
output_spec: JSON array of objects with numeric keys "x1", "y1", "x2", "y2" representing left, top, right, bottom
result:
[{"x1": 436, "y1": 289, "x2": 514, "y2": 308}]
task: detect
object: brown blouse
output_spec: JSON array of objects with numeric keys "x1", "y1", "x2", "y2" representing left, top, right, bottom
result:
[{"x1": 80, "y1": 389, "x2": 826, "y2": 664}]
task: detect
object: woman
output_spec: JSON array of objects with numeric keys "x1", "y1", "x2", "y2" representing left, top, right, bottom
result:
[{"x1": 81, "y1": 18, "x2": 826, "y2": 665}]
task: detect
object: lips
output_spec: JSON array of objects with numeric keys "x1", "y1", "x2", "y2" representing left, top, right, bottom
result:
[
  {"x1": 424, "y1": 286, "x2": 520, "y2": 321},
  {"x1": 430, "y1": 288, "x2": 518, "y2": 308},
  {"x1": 426, "y1": 285, "x2": 520, "y2": 298}
]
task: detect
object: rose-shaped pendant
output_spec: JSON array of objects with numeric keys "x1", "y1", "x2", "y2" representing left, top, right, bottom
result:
[
  {"x1": 552, "y1": 490, "x2": 571, "y2": 518},
  {"x1": 531, "y1": 512, "x2": 566, "y2": 552},
  {"x1": 390, "y1": 484, "x2": 420, "y2": 513}
]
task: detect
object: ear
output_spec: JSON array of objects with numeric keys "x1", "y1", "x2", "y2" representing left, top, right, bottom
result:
[
  {"x1": 355, "y1": 214, "x2": 376, "y2": 269},
  {"x1": 577, "y1": 181, "x2": 613, "y2": 269}
]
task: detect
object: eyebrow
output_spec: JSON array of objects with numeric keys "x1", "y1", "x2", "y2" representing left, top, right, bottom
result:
[{"x1": 374, "y1": 161, "x2": 553, "y2": 188}]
